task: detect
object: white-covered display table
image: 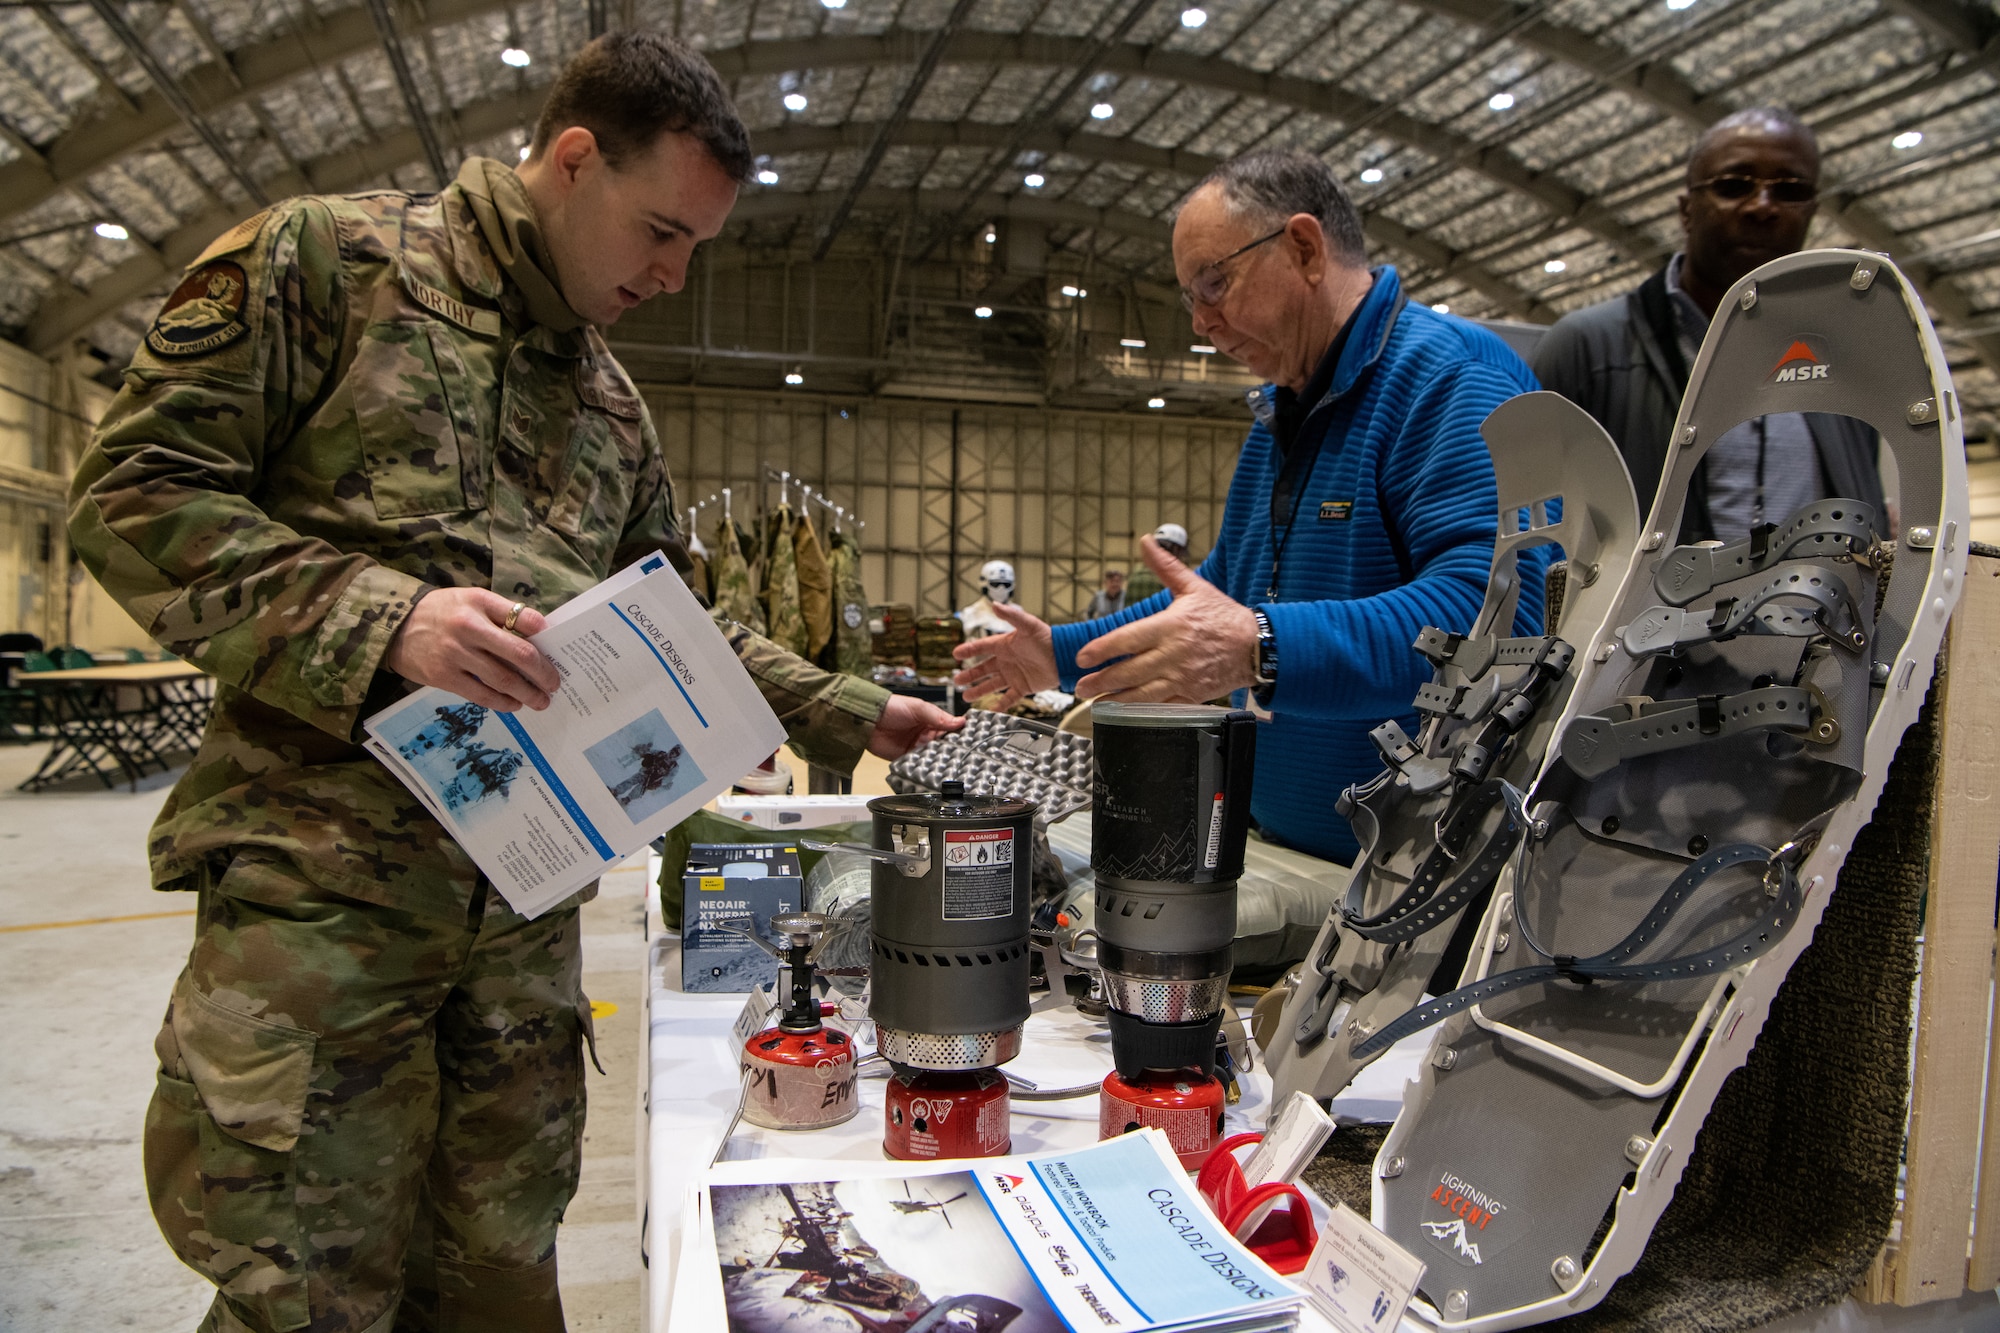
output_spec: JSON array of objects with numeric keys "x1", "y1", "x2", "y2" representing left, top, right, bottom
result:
[
  {"x1": 637, "y1": 861, "x2": 1433, "y2": 1331},
  {"x1": 633, "y1": 866, "x2": 1995, "y2": 1333}
]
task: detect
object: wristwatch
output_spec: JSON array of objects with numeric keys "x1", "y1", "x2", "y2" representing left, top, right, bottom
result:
[{"x1": 1251, "y1": 608, "x2": 1278, "y2": 701}]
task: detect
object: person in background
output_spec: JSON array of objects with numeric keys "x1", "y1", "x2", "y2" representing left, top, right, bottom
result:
[
  {"x1": 952, "y1": 148, "x2": 1544, "y2": 865},
  {"x1": 1121, "y1": 521, "x2": 1188, "y2": 605},
  {"x1": 958, "y1": 559, "x2": 1019, "y2": 638},
  {"x1": 1532, "y1": 106, "x2": 1886, "y2": 541},
  {"x1": 1085, "y1": 567, "x2": 1128, "y2": 619}
]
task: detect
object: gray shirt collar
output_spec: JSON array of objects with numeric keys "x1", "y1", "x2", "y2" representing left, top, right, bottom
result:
[{"x1": 1663, "y1": 252, "x2": 1711, "y2": 364}]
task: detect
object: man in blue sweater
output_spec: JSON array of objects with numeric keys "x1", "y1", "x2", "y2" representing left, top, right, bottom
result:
[{"x1": 953, "y1": 149, "x2": 1543, "y2": 864}]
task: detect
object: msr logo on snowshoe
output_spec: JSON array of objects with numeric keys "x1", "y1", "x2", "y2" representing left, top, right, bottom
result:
[
  {"x1": 1768, "y1": 338, "x2": 1830, "y2": 384},
  {"x1": 1422, "y1": 1171, "x2": 1507, "y2": 1267}
]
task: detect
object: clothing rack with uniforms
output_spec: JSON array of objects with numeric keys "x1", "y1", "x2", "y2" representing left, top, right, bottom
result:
[{"x1": 759, "y1": 464, "x2": 866, "y2": 536}]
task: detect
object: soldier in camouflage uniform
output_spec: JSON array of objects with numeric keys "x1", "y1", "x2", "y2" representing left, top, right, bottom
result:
[{"x1": 68, "y1": 33, "x2": 957, "y2": 1333}]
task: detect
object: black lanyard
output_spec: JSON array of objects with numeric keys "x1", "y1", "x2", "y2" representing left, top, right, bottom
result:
[
  {"x1": 1264, "y1": 319, "x2": 1359, "y2": 601},
  {"x1": 1267, "y1": 436, "x2": 1332, "y2": 601}
]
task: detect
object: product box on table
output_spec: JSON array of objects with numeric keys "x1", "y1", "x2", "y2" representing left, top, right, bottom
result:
[{"x1": 681, "y1": 842, "x2": 801, "y2": 993}]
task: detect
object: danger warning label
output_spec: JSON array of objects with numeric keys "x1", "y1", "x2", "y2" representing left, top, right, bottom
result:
[{"x1": 942, "y1": 827, "x2": 1015, "y2": 920}]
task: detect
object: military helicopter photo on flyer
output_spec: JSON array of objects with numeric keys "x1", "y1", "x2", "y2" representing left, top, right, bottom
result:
[{"x1": 710, "y1": 1177, "x2": 1054, "y2": 1332}]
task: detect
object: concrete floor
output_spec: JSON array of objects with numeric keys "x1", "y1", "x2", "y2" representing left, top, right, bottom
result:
[{"x1": 0, "y1": 740, "x2": 647, "y2": 1331}]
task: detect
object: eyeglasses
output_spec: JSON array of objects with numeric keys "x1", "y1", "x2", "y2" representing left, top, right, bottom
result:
[
  {"x1": 1691, "y1": 174, "x2": 1818, "y2": 206},
  {"x1": 1178, "y1": 226, "x2": 1287, "y2": 312}
]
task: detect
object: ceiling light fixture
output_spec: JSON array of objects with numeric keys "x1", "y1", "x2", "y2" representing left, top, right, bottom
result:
[
  {"x1": 1190, "y1": 344, "x2": 1216, "y2": 355},
  {"x1": 1665, "y1": 0, "x2": 1695, "y2": 9},
  {"x1": 821, "y1": 0, "x2": 847, "y2": 8},
  {"x1": 93, "y1": 221, "x2": 129, "y2": 240},
  {"x1": 784, "y1": 92, "x2": 809, "y2": 112},
  {"x1": 1148, "y1": 397, "x2": 1167, "y2": 408},
  {"x1": 517, "y1": 144, "x2": 531, "y2": 161},
  {"x1": 974, "y1": 305, "x2": 994, "y2": 318},
  {"x1": 785, "y1": 370, "x2": 804, "y2": 385},
  {"x1": 1091, "y1": 102, "x2": 1114, "y2": 119},
  {"x1": 1488, "y1": 92, "x2": 1514, "y2": 111},
  {"x1": 501, "y1": 47, "x2": 531, "y2": 67},
  {"x1": 985, "y1": 230, "x2": 997, "y2": 242},
  {"x1": 1432, "y1": 302, "x2": 1450, "y2": 312},
  {"x1": 1893, "y1": 130, "x2": 1923, "y2": 150},
  {"x1": 1024, "y1": 172, "x2": 1046, "y2": 188},
  {"x1": 1359, "y1": 167, "x2": 1383, "y2": 183},
  {"x1": 1120, "y1": 338, "x2": 1146, "y2": 348},
  {"x1": 1180, "y1": 7, "x2": 1206, "y2": 27},
  {"x1": 1544, "y1": 258, "x2": 1567, "y2": 273},
  {"x1": 757, "y1": 168, "x2": 780, "y2": 185}
]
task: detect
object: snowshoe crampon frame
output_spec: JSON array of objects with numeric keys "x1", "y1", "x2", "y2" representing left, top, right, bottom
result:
[
  {"x1": 1264, "y1": 391, "x2": 1640, "y2": 1113},
  {"x1": 1373, "y1": 249, "x2": 1970, "y2": 1331}
]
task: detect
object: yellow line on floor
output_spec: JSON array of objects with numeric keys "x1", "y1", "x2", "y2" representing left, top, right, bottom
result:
[{"x1": 0, "y1": 908, "x2": 196, "y2": 934}]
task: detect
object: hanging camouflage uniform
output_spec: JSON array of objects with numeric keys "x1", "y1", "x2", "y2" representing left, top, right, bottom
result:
[
  {"x1": 828, "y1": 528, "x2": 873, "y2": 677},
  {"x1": 67, "y1": 158, "x2": 890, "y2": 1333},
  {"x1": 762, "y1": 503, "x2": 808, "y2": 657},
  {"x1": 686, "y1": 527, "x2": 711, "y2": 604},
  {"x1": 710, "y1": 516, "x2": 765, "y2": 633},
  {"x1": 793, "y1": 507, "x2": 834, "y2": 661}
]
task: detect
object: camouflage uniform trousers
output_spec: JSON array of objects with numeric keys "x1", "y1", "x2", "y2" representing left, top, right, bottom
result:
[{"x1": 144, "y1": 850, "x2": 589, "y2": 1333}]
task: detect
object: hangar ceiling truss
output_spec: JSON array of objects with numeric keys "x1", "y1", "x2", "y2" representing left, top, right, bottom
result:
[{"x1": 0, "y1": 0, "x2": 1992, "y2": 423}]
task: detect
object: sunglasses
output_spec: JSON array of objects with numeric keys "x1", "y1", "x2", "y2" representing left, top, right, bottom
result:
[
  {"x1": 1692, "y1": 174, "x2": 1818, "y2": 206},
  {"x1": 1178, "y1": 226, "x2": 1287, "y2": 313}
]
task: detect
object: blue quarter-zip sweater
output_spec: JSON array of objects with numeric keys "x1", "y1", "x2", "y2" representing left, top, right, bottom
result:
[{"x1": 1051, "y1": 267, "x2": 1547, "y2": 864}]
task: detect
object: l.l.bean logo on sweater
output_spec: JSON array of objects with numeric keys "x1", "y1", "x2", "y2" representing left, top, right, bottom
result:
[{"x1": 1319, "y1": 499, "x2": 1354, "y2": 521}]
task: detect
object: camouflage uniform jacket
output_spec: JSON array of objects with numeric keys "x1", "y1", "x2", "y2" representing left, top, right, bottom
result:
[{"x1": 69, "y1": 157, "x2": 889, "y2": 921}]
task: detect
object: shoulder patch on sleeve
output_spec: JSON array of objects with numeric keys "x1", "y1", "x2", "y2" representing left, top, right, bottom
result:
[
  {"x1": 145, "y1": 261, "x2": 251, "y2": 358},
  {"x1": 190, "y1": 208, "x2": 272, "y2": 268}
]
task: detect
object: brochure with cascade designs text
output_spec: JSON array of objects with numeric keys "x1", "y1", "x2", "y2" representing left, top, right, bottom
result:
[
  {"x1": 685, "y1": 1129, "x2": 1304, "y2": 1332},
  {"x1": 364, "y1": 552, "x2": 786, "y2": 919}
]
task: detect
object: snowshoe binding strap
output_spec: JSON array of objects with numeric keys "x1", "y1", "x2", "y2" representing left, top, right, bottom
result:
[
  {"x1": 1559, "y1": 684, "x2": 1831, "y2": 780},
  {"x1": 1355, "y1": 817, "x2": 1808, "y2": 1060},
  {"x1": 1653, "y1": 499, "x2": 1876, "y2": 606},
  {"x1": 1339, "y1": 778, "x2": 1523, "y2": 945},
  {"x1": 1621, "y1": 562, "x2": 1866, "y2": 658}
]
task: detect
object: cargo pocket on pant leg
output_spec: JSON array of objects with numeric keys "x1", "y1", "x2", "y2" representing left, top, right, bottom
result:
[
  {"x1": 576, "y1": 996, "x2": 606, "y2": 1076},
  {"x1": 161, "y1": 974, "x2": 317, "y2": 1331}
]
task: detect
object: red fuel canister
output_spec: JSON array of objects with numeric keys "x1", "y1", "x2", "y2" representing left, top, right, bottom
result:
[
  {"x1": 1099, "y1": 1068, "x2": 1226, "y2": 1169},
  {"x1": 739, "y1": 1025, "x2": 859, "y2": 1130},
  {"x1": 885, "y1": 1067, "x2": 1012, "y2": 1160}
]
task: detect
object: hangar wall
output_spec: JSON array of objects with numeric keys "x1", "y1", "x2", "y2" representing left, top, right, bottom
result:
[{"x1": 643, "y1": 385, "x2": 1246, "y2": 622}]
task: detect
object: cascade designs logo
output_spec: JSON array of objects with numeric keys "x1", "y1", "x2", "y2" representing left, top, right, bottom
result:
[{"x1": 1768, "y1": 337, "x2": 1830, "y2": 384}]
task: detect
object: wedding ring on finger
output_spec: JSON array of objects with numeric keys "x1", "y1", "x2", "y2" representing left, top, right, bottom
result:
[{"x1": 504, "y1": 601, "x2": 525, "y2": 633}]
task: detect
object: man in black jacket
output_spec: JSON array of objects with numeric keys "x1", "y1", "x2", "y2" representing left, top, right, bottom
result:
[{"x1": 1533, "y1": 107, "x2": 1887, "y2": 540}]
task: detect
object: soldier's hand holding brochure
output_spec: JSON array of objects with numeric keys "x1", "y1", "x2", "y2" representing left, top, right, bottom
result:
[{"x1": 365, "y1": 552, "x2": 785, "y2": 918}]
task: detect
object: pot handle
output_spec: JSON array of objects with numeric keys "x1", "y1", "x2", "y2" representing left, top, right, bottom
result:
[{"x1": 798, "y1": 837, "x2": 930, "y2": 874}]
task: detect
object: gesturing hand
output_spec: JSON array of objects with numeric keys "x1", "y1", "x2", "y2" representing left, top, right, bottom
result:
[
  {"x1": 1073, "y1": 537, "x2": 1259, "y2": 703},
  {"x1": 385, "y1": 587, "x2": 562, "y2": 712},
  {"x1": 950, "y1": 602, "x2": 1059, "y2": 709},
  {"x1": 868, "y1": 695, "x2": 965, "y2": 759}
]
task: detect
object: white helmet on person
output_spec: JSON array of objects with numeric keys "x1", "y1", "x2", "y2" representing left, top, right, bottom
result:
[
  {"x1": 980, "y1": 559, "x2": 1017, "y2": 605},
  {"x1": 1152, "y1": 522, "x2": 1189, "y2": 550}
]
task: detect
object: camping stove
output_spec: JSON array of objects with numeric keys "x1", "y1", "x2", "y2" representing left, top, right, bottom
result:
[
  {"x1": 1090, "y1": 704, "x2": 1256, "y2": 1167},
  {"x1": 865, "y1": 780, "x2": 1037, "y2": 1158},
  {"x1": 736, "y1": 913, "x2": 858, "y2": 1131}
]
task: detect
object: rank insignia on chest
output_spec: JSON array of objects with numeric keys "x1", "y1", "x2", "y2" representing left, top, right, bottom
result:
[
  {"x1": 1319, "y1": 499, "x2": 1354, "y2": 521},
  {"x1": 147, "y1": 261, "x2": 250, "y2": 357}
]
